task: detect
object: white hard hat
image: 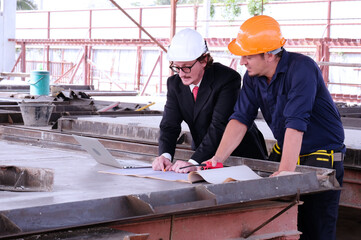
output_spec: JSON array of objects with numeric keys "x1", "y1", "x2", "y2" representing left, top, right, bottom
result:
[{"x1": 167, "y1": 28, "x2": 208, "y2": 61}]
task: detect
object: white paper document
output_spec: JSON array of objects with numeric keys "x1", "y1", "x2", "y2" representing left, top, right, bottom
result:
[{"x1": 100, "y1": 165, "x2": 262, "y2": 184}]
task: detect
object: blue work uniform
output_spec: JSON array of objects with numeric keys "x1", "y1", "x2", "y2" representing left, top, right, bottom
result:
[{"x1": 230, "y1": 49, "x2": 345, "y2": 240}]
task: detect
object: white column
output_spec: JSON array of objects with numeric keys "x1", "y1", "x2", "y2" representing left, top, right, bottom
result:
[
  {"x1": 203, "y1": 0, "x2": 211, "y2": 38},
  {"x1": 0, "y1": 0, "x2": 16, "y2": 73}
]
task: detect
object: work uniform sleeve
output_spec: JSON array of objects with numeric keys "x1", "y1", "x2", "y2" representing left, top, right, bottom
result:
[
  {"x1": 158, "y1": 77, "x2": 183, "y2": 160},
  {"x1": 283, "y1": 57, "x2": 318, "y2": 132},
  {"x1": 230, "y1": 73, "x2": 259, "y2": 128},
  {"x1": 191, "y1": 72, "x2": 241, "y2": 163}
]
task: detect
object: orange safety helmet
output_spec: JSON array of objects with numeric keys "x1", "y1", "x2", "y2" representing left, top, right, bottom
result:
[{"x1": 228, "y1": 15, "x2": 286, "y2": 56}]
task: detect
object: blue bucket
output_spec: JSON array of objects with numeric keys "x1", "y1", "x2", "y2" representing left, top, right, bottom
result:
[{"x1": 28, "y1": 71, "x2": 50, "y2": 96}]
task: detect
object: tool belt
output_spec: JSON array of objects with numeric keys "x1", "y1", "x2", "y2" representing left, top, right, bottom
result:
[{"x1": 268, "y1": 143, "x2": 344, "y2": 169}]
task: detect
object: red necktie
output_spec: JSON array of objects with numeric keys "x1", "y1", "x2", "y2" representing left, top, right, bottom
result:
[{"x1": 192, "y1": 86, "x2": 199, "y2": 101}]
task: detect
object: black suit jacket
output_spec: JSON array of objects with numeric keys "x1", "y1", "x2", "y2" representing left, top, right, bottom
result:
[{"x1": 159, "y1": 63, "x2": 267, "y2": 163}]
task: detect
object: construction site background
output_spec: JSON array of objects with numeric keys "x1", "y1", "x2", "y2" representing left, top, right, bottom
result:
[{"x1": 2, "y1": 1, "x2": 361, "y2": 102}]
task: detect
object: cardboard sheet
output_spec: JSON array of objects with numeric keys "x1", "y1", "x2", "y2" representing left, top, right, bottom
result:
[{"x1": 100, "y1": 165, "x2": 262, "y2": 184}]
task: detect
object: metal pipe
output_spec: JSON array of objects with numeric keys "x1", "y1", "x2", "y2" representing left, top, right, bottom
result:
[
  {"x1": 109, "y1": 0, "x2": 167, "y2": 53},
  {"x1": 135, "y1": 102, "x2": 155, "y2": 111},
  {"x1": 89, "y1": 10, "x2": 92, "y2": 39},
  {"x1": 170, "y1": 0, "x2": 177, "y2": 40},
  {"x1": 243, "y1": 191, "x2": 300, "y2": 238},
  {"x1": 140, "y1": 54, "x2": 161, "y2": 96},
  {"x1": 84, "y1": 91, "x2": 138, "y2": 96},
  {"x1": 20, "y1": 42, "x2": 26, "y2": 81}
]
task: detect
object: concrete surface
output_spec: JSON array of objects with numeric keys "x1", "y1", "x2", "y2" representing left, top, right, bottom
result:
[{"x1": 0, "y1": 140, "x2": 194, "y2": 211}]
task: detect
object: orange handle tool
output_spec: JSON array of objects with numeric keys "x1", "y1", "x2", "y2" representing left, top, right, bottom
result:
[{"x1": 202, "y1": 162, "x2": 223, "y2": 170}]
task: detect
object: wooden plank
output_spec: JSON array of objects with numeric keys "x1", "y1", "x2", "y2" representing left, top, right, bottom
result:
[{"x1": 0, "y1": 72, "x2": 30, "y2": 78}]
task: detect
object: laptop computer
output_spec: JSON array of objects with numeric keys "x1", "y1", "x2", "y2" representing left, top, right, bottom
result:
[{"x1": 73, "y1": 135, "x2": 152, "y2": 169}]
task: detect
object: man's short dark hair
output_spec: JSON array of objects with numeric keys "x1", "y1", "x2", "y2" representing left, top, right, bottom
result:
[{"x1": 197, "y1": 53, "x2": 213, "y2": 69}]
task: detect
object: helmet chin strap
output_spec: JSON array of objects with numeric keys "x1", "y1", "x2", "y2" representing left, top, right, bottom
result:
[
  {"x1": 204, "y1": 40, "x2": 209, "y2": 53},
  {"x1": 267, "y1": 47, "x2": 283, "y2": 55}
]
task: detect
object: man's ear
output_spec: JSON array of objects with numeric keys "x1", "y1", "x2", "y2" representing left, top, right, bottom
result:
[
  {"x1": 264, "y1": 53, "x2": 276, "y2": 63},
  {"x1": 199, "y1": 57, "x2": 208, "y2": 68},
  {"x1": 200, "y1": 53, "x2": 209, "y2": 62}
]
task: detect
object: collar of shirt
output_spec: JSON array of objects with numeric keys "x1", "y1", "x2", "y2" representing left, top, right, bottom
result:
[
  {"x1": 189, "y1": 80, "x2": 202, "y2": 93},
  {"x1": 270, "y1": 49, "x2": 290, "y2": 83}
]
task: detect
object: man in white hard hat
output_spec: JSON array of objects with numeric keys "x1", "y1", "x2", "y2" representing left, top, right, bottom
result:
[
  {"x1": 152, "y1": 28, "x2": 268, "y2": 173},
  {"x1": 207, "y1": 16, "x2": 345, "y2": 240}
]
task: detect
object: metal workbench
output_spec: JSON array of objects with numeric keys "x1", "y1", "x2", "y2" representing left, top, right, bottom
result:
[
  {"x1": 0, "y1": 138, "x2": 337, "y2": 239},
  {"x1": 0, "y1": 95, "x2": 358, "y2": 239}
]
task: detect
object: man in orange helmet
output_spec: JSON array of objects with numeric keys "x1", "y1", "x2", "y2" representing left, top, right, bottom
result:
[{"x1": 207, "y1": 16, "x2": 345, "y2": 240}]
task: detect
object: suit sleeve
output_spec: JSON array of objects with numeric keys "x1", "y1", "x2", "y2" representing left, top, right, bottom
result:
[
  {"x1": 191, "y1": 71, "x2": 241, "y2": 163},
  {"x1": 158, "y1": 76, "x2": 183, "y2": 160}
]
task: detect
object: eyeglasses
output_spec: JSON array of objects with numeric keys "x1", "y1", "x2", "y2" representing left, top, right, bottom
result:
[{"x1": 169, "y1": 60, "x2": 198, "y2": 74}]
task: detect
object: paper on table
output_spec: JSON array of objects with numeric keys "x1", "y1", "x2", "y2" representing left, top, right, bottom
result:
[
  {"x1": 189, "y1": 165, "x2": 262, "y2": 184},
  {"x1": 99, "y1": 165, "x2": 262, "y2": 184},
  {"x1": 99, "y1": 168, "x2": 190, "y2": 182}
]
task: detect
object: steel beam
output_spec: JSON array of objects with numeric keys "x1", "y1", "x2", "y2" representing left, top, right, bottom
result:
[{"x1": 0, "y1": 172, "x2": 322, "y2": 239}]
